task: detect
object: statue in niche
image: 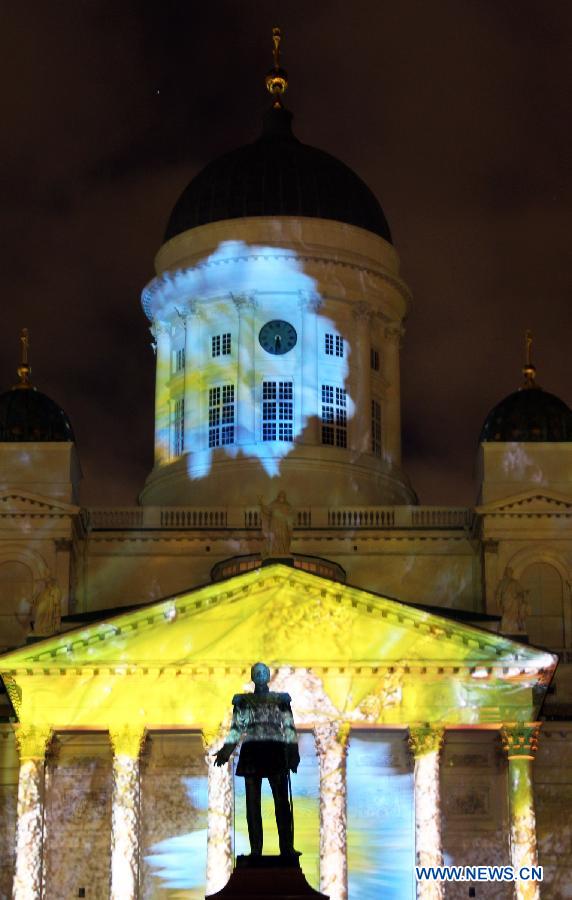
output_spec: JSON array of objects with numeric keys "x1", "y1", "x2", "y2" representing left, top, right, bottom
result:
[
  {"x1": 496, "y1": 566, "x2": 530, "y2": 634},
  {"x1": 32, "y1": 576, "x2": 62, "y2": 636},
  {"x1": 214, "y1": 662, "x2": 300, "y2": 858},
  {"x1": 258, "y1": 491, "x2": 294, "y2": 558}
]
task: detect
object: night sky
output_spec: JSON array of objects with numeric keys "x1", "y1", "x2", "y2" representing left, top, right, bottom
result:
[{"x1": 1, "y1": 1, "x2": 570, "y2": 507}]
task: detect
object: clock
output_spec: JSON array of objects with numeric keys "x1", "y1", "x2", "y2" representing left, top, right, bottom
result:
[{"x1": 259, "y1": 320, "x2": 297, "y2": 355}]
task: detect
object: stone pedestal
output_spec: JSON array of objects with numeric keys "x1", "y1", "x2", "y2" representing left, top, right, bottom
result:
[{"x1": 205, "y1": 855, "x2": 329, "y2": 899}]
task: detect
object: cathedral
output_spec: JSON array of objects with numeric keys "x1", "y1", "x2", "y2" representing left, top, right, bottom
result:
[{"x1": 0, "y1": 30, "x2": 571, "y2": 900}]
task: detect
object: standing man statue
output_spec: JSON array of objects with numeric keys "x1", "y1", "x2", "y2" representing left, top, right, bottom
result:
[
  {"x1": 32, "y1": 576, "x2": 62, "y2": 636},
  {"x1": 496, "y1": 566, "x2": 530, "y2": 635},
  {"x1": 258, "y1": 491, "x2": 295, "y2": 558},
  {"x1": 214, "y1": 662, "x2": 301, "y2": 858}
]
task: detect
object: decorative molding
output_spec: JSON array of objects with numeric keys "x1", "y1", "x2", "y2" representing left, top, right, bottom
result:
[
  {"x1": 3, "y1": 675, "x2": 22, "y2": 717},
  {"x1": 109, "y1": 725, "x2": 147, "y2": 759},
  {"x1": 408, "y1": 724, "x2": 445, "y2": 757},
  {"x1": 13, "y1": 724, "x2": 52, "y2": 760},
  {"x1": 500, "y1": 722, "x2": 541, "y2": 759}
]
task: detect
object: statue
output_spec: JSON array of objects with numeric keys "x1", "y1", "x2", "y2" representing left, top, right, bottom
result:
[
  {"x1": 32, "y1": 576, "x2": 62, "y2": 636},
  {"x1": 214, "y1": 662, "x2": 300, "y2": 858},
  {"x1": 496, "y1": 567, "x2": 530, "y2": 634},
  {"x1": 258, "y1": 491, "x2": 294, "y2": 558}
]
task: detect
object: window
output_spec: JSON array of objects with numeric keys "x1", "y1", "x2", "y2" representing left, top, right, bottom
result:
[
  {"x1": 370, "y1": 347, "x2": 380, "y2": 371},
  {"x1": 212, "y1": 333, "x2": 231, "y2": 357},
  {"x1": 173, "y1": 397, "x2": 185, "y2": 456},
  {"x1": 325, "y1": 333, "x2": 344, "y2": 357},
  {"x1": 372, "y1": 399, "x2": 382, "y2": 456},
  {"x1": 173, "y1": 348, "x2": 185, "y2": 372},
  {"x1": 262, "y1": 381, "x2": 293, "y2": 441},
  {"x1": 321, "y1": 384, "x2": 347, "y2": 447},
  {"x1": 208, "y1": 384, "x2": 235, "y2": 447}
]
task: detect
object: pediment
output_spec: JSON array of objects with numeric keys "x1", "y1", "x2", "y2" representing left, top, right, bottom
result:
[
  {"x1": 0, "y1": 490, "x2": 79, "y2": 517},
  {"x1": 0, "y1": 564, "x2": 554, "y2": 672},
  {"x1": 476, "y1": 489, "x2": 572, "y2": 516}
]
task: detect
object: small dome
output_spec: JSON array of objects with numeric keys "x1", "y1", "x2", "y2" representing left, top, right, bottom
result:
[
  {"x1": 0, "y1": 387, "x2": 74, "y2": 442},
  {"x1": 164, "y1": 106, "x2": 392, "y2": 244},
  {"x1": 480, "y1": 386, "x2": 572, "y2": 443}
]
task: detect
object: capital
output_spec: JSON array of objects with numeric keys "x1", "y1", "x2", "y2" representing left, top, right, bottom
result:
[
  {"x1": 500, "y1": 722, "x2": 541, "y2": 759},
  {"x1": 14, "y1": 724, "x2": 52, "y2": 760},
  {"x1": 232, "y1": 293, "x2": 256, "y2": 313},
  {"x1": 384, "y1": 323, "x2": 405, "y2": 344},
  {"x1": 408, "y1": 724, "x2": 445, "y2": 757},
  {"x1": 352, "y1": 301, "x2": 371, "y2": 322},
  {"x1": 109, "y1": 725, "x2": 147, "y2": 759},
  {"x1": 298, "y1": 291, "x2": 322, "y2": 313},
  {"x1": 150, "y1": 319, "x2": 170, "y2": 339}
]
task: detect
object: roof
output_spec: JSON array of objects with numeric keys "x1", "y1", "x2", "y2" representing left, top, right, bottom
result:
[
  {"x1": 480, "y1": 386, "x2": 572, "y2": 443},
  {"x1": 0, "y1": 386, "x2": 74, "y2": 442},
  {"x1": 164, "y1": 106, "x2": 392, "y2": 244}
]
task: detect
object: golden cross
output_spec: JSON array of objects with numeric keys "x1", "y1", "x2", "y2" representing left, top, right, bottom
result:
[
  {"x1": 525, "y1": 329, "x2": 533, "y2": 368},
  {"x1": 20, "y1": 328, "x2": 29, "y2": 366},
  {"x1": 272, "y1": 27, "x2": 281, "y2": 70}
]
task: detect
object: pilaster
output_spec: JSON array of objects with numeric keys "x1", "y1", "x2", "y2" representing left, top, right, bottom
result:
[
  {"x1": 151, "y1": 320, "x2": 171, "y2": 465},
  {"x1": 299, "y1": 292, "x2": 321, "y2": 444},
  {"x1": 352, "y1": 303, "x2": 372, "y2": 455},
  {"x1": 383, "y1": 324, "x2": 404, "y2": 466},
  {"x1": 233, "y1": 294, "x2": 257, "y2": 445}
]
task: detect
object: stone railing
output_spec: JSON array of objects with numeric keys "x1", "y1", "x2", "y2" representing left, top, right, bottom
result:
[{"x1": 87, "y1": 505, "x2": 472, "y2": 531}]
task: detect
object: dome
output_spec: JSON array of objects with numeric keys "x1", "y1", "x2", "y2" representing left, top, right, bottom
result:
[
  {"x1": 0, "y1": 387, "x2": 74, "y2": 442},
  {"x1": 164, "y1": 106, "x2": 392, "y2": 244},
  {"x1": 480, "y1": 386, "x2": 572, "y2": 443}
]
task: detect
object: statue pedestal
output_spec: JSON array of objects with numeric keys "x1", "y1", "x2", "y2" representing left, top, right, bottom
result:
[{"x1": 205, "y1": 855, "x2": 329, "y2": 899}]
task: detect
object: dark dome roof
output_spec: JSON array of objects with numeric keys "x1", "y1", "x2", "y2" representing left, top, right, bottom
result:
[
  {"x1": 480, "y1": 386, "x2": 572, "y2": 442},
  {"x1": 0, "y1": 387, "x2": 74, "y2": 442},
  {"x1": 164, "y1": 106, "x2": 392, "y2": 244}
]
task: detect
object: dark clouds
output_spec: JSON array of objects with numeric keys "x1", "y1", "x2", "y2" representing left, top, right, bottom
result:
[{"x1": 1, "y1": 0, "x2": 570, "y2": 506}]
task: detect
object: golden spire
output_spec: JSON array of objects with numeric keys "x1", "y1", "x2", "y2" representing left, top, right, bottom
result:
[
  {"x1": 15, "y1": 328, "x2": 33, "y2": 388},
  {"x1": 522, "y1": 329, "x2": 537, "y2": 388},
  {"x1": 265, "y1": 26, "x2": 288, "y2": 108}
]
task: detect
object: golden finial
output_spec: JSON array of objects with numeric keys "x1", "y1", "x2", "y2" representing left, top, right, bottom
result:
[
  {"x1": 265, "y1": 26, "x2": 288, "y2": 108},
  {"x1": 15, "y1": 328, "x2": 33, "y2": 388},
  {"x1": 522, "y1": 329, "x2": 537, "y2": 388}
]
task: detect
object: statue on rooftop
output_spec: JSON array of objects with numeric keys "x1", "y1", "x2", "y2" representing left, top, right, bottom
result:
[
  {"x1": 32, "y1": 576, "x2": 62, "y2": 636},
  {"x1": 496, "y1": 566, "x2": 530, "y2": 634},
  {"x1": 214, "y1": 662, "x2": 300, "y2": 858},
  {"x1": 258, "y1": 491, "x2": 295, "y2": 558}
]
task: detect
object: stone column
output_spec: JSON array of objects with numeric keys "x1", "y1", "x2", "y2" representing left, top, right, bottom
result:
[
  {"x1": 109, "y1": 725, "x2": 146, "y2": 900},
  {"x1": 12, "y1": 724, "x2": 52, "y2": 900},
  {"x1": 314, "y1": 721, "x2": 351, "y2": 900},
  {"x1": 352, "y1": 303, "x2": 372, "y2": 454},
  {"x1": 233, "y1": 295, "x2": 257, "y2": 445},
  {"x1": 299, "y1": 292, "x2": 321, "y2": 444},
  {"x1": 151, "y1": 320, "x2": 171, "y2": 465},
  {"x1": 408, "y1": 724, "x2": 445, "y2": 900},
  {"x1": 383, "y1": 324, "x2": 403, "y2": 466},
  {"x1": 500, "y1": 723, "x2": 542, "y2": 900},
  {"x1": 202, "y1": 730, "x2": 233, "y2": 895}
]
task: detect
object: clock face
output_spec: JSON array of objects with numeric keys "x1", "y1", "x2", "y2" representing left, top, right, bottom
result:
[{"x1": 259, "y1": 320, "x2": 297, "y2": 355}]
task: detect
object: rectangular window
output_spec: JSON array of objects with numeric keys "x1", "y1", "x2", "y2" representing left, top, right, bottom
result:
[
  {"x1": 212, "y1": 333, "x2": 231, "y2": 358},
  {"x1": 321, "y1": 384, "x2": 347, "y2": 447},
  {"x1": 372, "y1": 399, "x2": 382, "y2": 457},
  {"x1": 173, "y1": 397, "x2": 185, "y2": 456},
  {"x1": 209, "y1": 384, "x2": 235, "y2": 447},
  {"x1": 325, "y1": 333, "x2": 344, "y2": 357},
  {"x1": 262, "y1": 381, "x2": 293, "y2": 441},
  {"x1": 370, "y1": 347, "x2": 380, "y2": 371}
]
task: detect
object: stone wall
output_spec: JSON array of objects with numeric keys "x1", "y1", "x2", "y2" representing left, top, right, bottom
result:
[{"x1": 535, "y1": 724, "x2": 572, "y2": 898}]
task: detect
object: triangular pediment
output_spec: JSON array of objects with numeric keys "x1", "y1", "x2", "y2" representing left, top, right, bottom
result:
[
  {"x1": 0, "y1": 490, "x2": 79, "y2": 516},
  {"x1": 476, "y1": 489, "x2": 572, "y2": 515},
  {"x1": 0, "y1": 565, "x2": 556, "y2": 731}
]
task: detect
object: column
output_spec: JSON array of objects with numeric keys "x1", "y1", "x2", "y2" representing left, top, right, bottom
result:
[
  {"x1": 383, "y1": 324, "x2": 404, "y2": 467},
  {"x1": 352, "y1": 303, "x2": 372, "y2": 455},
  {"x1": 184, "y1": 302, "x2": 202, "y2": 453},
  {"x1": 109, "y1": 725, "x2": 146, "y2": 900},
  {"x1": 151, "y1": 320, "x2": 171, "y2": 465},
  {"x1": 233, "y1": 295, "x2": 257, "y2": 445},
  {"x1": 202, "y1": 730, "x2": 233, "y2": 895},
  {"x1": 299, "y1": 292, "x2": 321, "y2": 444},
  {"x1": 408, "y1": 724, "x2": 445, "y2": 900},
  {"x1": 12, "y1": 724, "x2": 52, "y2": 900},
  {"x1": 314, "y1": 721, "x2": 350, "y2": 900},
  {"x1": 500, "y1": 723, "x2": 542, "y2": 900}
]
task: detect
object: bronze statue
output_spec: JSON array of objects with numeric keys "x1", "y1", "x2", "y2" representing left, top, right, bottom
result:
[{"x1": 214, "y1": 662, "x2": 300, "y2": 858}]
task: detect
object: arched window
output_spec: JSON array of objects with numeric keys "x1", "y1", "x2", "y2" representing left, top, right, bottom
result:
[
  {"x1": 0, "y1": 560, "x2": 34, "y2": 650},
  {"x1": 520, "y1": 562, "x2": 564, "y2": 648}
]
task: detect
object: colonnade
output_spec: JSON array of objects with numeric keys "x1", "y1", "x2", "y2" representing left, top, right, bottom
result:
[{"x1": 11, "y1": 722, "x2": 541, "y2": 900}]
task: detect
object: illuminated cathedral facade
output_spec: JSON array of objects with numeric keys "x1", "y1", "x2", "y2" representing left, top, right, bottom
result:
[{"x1": 1, "y1": 34, "x2": 571, "y2": 900}]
